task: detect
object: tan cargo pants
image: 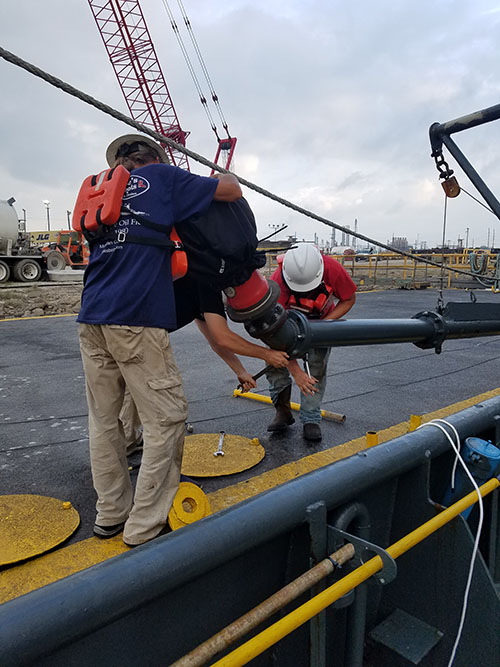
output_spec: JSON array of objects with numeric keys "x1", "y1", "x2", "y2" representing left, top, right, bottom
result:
[
  {"x1": 78, "y1": 324, "x2": 188, "y2": 545},
  {"x1": 120, "y1": 388, "x2": 143, "y2": 453}
]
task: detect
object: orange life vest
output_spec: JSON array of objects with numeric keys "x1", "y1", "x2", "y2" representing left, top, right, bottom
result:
[
  {"x1": 72, "y1": 166, "x2": 187, "y2": 280},
  {"x1": 287, "y1": 284, "x2": 335, "y2": 318}
]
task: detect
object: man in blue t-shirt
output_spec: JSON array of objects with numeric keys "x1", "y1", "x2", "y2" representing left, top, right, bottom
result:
[{"x1": 77, "y1": 133, "x2": 242, "y2": 547}]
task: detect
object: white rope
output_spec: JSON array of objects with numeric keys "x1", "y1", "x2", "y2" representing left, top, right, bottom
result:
[{"x1": 417, "y1": 419, "x2": 484, "y2": 667}]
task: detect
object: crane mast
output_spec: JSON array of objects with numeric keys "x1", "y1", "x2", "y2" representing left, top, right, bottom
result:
[{"x1": 87, "y1": 0, "x2": 190, "y2": 169}]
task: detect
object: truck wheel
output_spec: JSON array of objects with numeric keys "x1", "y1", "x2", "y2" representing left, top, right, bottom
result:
[
  {"x1": 45, "y1": 250, "x2": 67, "y2": 271},
  {"x1": 0, "y1": 260, "x2": 10, "y2": 283},
  {"x1": 13, "y1": 259, "x2": 42, "y2": 283}
]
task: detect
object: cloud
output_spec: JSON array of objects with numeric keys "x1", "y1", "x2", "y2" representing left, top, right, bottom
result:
[
  {"x1": 337, "y1": 171, "x2": 369, "y2": 191},
  {"x1": 0, "y1": 0, "x2": 499, "y2": 248}
]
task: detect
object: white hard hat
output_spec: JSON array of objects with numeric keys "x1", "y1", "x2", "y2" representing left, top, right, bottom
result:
[
  {"x1": 282, "y1": 243, "x2": 324, "y2": 292},
  {"x1": 105, "y1": 134, "x2": 170, "y2": 167}
]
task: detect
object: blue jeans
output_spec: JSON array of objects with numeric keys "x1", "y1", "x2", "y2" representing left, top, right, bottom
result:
[{"x1": 266, "y1": 347, "x2": 331, "y2": 424}]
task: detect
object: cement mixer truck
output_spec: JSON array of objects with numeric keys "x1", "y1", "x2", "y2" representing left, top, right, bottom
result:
[{"x1": 0, "y1": 197, "x2": 53, "y2": 282}]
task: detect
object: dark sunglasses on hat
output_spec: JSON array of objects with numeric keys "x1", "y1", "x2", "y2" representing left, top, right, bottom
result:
[{"x1": 115, "y1": 141, "x2": 151, "y2": 158}]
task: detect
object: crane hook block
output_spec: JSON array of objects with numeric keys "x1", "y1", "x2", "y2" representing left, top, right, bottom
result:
[{"x1": 72, "y1": 165, "x2": 130, "y2": 233}]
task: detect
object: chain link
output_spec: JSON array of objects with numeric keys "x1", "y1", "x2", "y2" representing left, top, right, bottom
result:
[{"x1": 431, "y1": 148, "x2": 454, "y2": 180}]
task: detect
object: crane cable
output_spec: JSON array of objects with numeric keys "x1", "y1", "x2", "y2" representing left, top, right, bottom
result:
[
  {"x1": 161, "y1": 0, "x2": 223, "y2": 141},
  {"x1": 176, "y1": 0, "x2": 232, "y2": 138},
  {"x1": 0, "y1": 44, "x2": 489, "y2": 281},
  {"x1": 438, "y1": 191, "x2": 448, "y2": 300}
]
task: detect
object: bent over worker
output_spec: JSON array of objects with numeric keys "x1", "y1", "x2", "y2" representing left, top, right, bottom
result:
[
  {"x1": 266, "y1": 243, "x2": 356, "y2": 442},
  {"x1": 173, "y1": 275, "x2": 288, "y2": 389},
  {"x1": 77, "y1": 133, "x2": 242, "y2": 547},
  {"x1": 122, "y1": 274, "x2": 290, "y2": 453}
]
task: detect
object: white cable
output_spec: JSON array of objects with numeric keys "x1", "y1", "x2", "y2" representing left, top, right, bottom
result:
[
  {"x1": 417, "y1": 419, "x2": 484, "y2": 667},
  {"x1": 450, "y1": 450, "x2": 459, "y2": 492}
]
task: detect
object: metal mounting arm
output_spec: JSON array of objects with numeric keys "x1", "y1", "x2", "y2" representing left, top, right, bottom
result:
[{"x1": 429, "y1": 103, "x2": 500, "y2": 219}]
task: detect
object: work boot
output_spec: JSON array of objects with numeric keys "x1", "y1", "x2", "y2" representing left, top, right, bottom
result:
[
  {"x1": 267, "y1": 385, "x2": 295, "y2": 432},
  {"x1": 93, "y1": 522, "x2": 125, "y2": 539},
  {"x1": 303, "y1": 423, "x2": 322, "y2": 442}
]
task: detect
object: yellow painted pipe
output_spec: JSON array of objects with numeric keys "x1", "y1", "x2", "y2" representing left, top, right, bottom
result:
[
  {"x1": 233, "y1": 389, "x2": 272, "y2": 405},
  {"x1": 233, "y1": 390, "x2": 346, "y2": 424},
  {"x1": 213, "y1": 477, "x2": 500, "y2": 666},
  {"x1": 365, "y1": 431, "x2": 378, "y2": 448}
]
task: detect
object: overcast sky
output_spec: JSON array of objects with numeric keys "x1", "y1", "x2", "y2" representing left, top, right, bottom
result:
[{"x1": 1, "y1": 0, "x2": 500, "y2": 249}]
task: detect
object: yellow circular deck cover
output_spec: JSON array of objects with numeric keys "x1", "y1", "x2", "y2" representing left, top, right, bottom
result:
[
  {"x1": 181, "y1": 434, "x2": 265, "y2": 477},
  {"x1": 168, "y1": 482, "x2": 212, "y2": 530},
  {"x1": 0, "y1": 494, "x2": 80, "y2": 566}
]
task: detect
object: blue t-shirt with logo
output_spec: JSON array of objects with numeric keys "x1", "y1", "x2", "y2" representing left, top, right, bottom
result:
[{"x1": 77, "y1": 163, "x2": 218, "y2": 330}]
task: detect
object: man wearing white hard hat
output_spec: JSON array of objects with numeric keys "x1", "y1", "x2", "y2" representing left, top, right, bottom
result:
[
  {"x1": 266, "y1": 242, "x2": 356, "y2": 441},
  {"x1": 77, "y1": 133, "x2": 242, "y2": 547}
]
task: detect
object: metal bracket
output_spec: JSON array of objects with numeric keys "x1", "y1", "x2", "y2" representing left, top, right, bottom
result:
[
  {"x1": 328, "y1": 526, "x2": 397, "y2": 585},
  {"x1": 412, "y1": 310, "x2": 446, "y2": 354},
  {"x1": 305, "y1": 501, "x2": 328, "y2": 565}
]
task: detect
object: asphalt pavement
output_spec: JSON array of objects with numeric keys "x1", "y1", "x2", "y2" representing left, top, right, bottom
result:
[{"x1": 2, "y1": 287, "x2": 500, "y2": 543}]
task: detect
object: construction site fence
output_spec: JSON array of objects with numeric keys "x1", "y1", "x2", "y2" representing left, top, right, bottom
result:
[{"x1": 261, "y1": 250, "x2": 498, "y2": 289}]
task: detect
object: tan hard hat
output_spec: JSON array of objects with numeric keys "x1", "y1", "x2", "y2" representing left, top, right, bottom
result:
[{"x1": 105, "y1": 133, "x2": 170, "y2": 167}]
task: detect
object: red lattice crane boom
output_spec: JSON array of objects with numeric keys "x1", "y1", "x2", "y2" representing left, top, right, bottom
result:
[
  {"x1": 88, "y1": 0, "x2": 237, "y2": 173},
  {"x1": 88, "y1": 0, "x2": 190, "y2": 169}
]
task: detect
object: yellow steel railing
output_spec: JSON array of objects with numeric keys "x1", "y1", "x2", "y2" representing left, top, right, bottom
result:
[
  {"x1": 211, "y1": 477, "x2": 499, "y2": 667},
  {"x1": 261, "y1": 250, "x2": 498, "y2": 287}
]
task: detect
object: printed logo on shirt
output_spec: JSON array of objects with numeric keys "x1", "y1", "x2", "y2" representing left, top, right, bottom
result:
[
  {"x1": 96, "y1": 217, "x2": 141, "y2": 251},
  {"x1": 123, "y1": 175, "x2": 151, "y2": 200}
]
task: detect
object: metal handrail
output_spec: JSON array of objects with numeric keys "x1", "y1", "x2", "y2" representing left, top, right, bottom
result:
[{"x1": 214, "y1": 477, "x2": 500, "y2": 667}]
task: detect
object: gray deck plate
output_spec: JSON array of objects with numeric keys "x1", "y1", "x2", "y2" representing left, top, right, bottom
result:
[
  {"x1": 369, "y1": 607, "x2": 444, "y2": 664},
  {"x1": 1, "y1": 288, "x2": 500, "y2": 544}
]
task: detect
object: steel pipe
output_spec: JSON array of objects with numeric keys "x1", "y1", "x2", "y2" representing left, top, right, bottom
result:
[
  {"x1": 429, "y1": 103, "x2": 500, "y2": 148},
  {"x1": 441, "y1": 135, "x2": 500, "y2": 219},
  {"x1": 232, "y1": 389, "x2": 346, "y2": 423},
  {"x1": 331, "y1": 504, "x2": 371, "y2": 667},
  {"x1": 251, "y1": 306, "x2": 500, "y2": 358},
  {"x1": 171, "y1": 543, "x2": 355, "y2": 667}
]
